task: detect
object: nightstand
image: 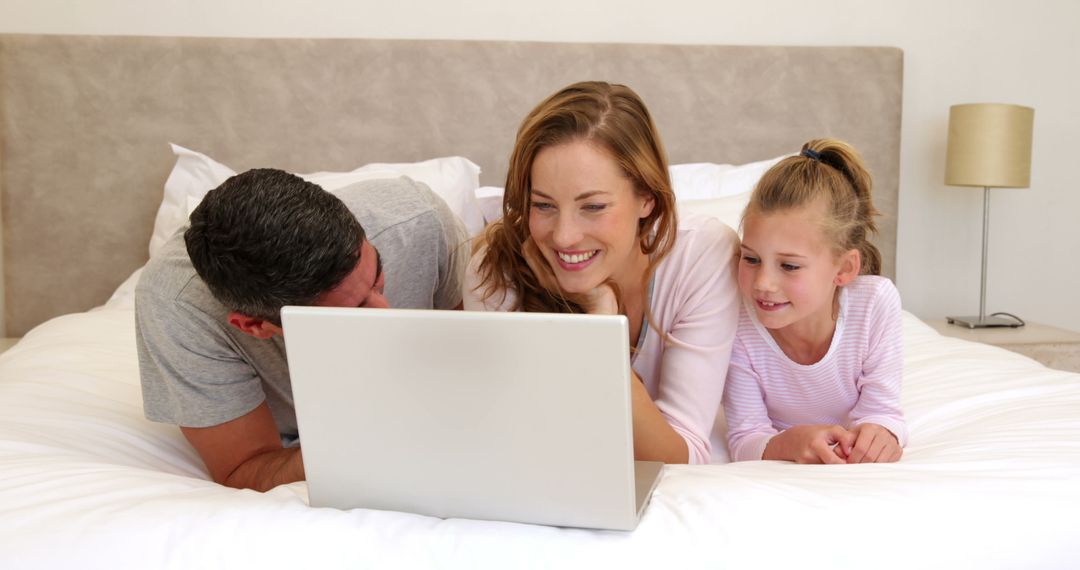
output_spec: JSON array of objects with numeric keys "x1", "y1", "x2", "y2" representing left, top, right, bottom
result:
[
  {"x1": 926, "y1": 320, "x2": 1080, "y2": 373},
  {"x1": 0, "y1": 338, "x2": 20, "y2": 355}
]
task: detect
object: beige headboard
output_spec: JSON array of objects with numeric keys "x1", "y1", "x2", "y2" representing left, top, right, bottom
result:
[{"x1": 0, "y1": 35, "x2": 902, "y2": 336}]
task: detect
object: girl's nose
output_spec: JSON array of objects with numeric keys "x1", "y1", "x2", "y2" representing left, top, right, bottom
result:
[{"x1": 753, "y1": 269, "x2": 777, "y2": 293}]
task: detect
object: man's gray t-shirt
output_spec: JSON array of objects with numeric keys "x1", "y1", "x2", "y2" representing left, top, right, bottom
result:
[{"x1": 136, "y1": 177, "x2": 469, "y2": 445}]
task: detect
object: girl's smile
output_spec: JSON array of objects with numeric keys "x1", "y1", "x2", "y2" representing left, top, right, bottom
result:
[
  {"x1": 738, "y1": 198, "x2": 858, "y2": 346},
  {"x1": 754, "y1": 299, "x2": 790, "y2": 312}
]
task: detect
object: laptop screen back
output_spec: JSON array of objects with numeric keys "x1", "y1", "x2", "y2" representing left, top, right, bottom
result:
[{"x1": 282, "y1": 307, "x2": 641, "y2": 529}]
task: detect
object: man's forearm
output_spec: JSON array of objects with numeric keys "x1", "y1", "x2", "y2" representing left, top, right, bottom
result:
[{"x1": 223, "y1": 446, "x2": 305, "y2": 492}]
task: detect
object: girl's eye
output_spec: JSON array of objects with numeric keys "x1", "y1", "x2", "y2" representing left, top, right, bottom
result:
[
  {"x1": 530, "y1": 201, "x2": 555, "y2": 212},
  {"x1": 781, "y1": 263, "x2": 800, "y2": 271},
  {"x1": 741, "y1": 255, "x2": 760, "y2": 265}
]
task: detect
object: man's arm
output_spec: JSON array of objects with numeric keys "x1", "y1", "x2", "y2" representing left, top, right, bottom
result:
[
  {"x1": 180, "y1": 401, "x2": 304, "y2": 492},
  {"x1": 431, "y1": 189, "x2": 471, "y2": 311}
]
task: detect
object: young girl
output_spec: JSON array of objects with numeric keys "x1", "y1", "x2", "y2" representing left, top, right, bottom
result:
[{"x1": 723, "y1": 138, "x2": 905, "y2": 464}]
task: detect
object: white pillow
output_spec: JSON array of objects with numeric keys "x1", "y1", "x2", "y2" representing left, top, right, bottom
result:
[
  {"x1": 668, "y1": 154, "x2": 788, "y2": 201},
  {"x1": 148, "y1": 144, "x2": 484, "y2": 257},
  {"x1": 671, "y1": 155, "x2": 785, "y2": 232},
  {"x1": 476, "y1": 186, "x2": 505, "y2": 225},
  {"x1": 677, "y1": 194, "x2": 752, "y2": 235}
]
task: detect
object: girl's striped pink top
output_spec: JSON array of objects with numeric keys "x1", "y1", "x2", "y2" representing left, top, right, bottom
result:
[{"x1": 723, "y1": 275, "x2": 906, "y2": 462}]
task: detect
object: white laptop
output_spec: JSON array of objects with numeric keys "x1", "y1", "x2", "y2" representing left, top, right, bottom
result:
[{"x1": 280, "y1": 306, "x2": 663, "y2": 531}]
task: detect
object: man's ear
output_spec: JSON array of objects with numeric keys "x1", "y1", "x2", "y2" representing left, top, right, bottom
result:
[
  {"x1": 227, "y1": 311, "x2": 283, "y2": 339},
  {"x1": 834, "y1": 249, "x2": 861, "y2": 287}
]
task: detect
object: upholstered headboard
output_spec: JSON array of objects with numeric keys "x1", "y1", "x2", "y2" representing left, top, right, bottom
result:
[{"x1": 0, "y1": 35, "x2": 902, "y2": 336}]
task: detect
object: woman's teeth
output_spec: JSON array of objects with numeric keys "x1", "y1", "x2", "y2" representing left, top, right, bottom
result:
[{"x1": 558, "y1": 250, "x2": 598, "y2": 264}]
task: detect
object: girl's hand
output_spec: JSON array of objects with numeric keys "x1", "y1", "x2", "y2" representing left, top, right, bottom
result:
[
  {"x1": 846, "y1": 423, "x2": 903, "y2": 463},
  {"x1": 763, "y1": 424, "x2": 855, "y2": 464},
  {"x1": 580, "y1": 283, "x2": 619, "y2": 315}
]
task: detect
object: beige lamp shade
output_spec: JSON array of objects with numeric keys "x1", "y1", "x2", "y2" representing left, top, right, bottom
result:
[{"x1": 945, "y1": 103, "x2": 1034, "y2": 188}]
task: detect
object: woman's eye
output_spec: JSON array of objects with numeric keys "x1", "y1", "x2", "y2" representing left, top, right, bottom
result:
[
  {"x1": 530, "y1": 201, "x2": 554, "y2": 211},
  {"x1": 741, "y1": 255, "x2": 760, "y2": 265},
  {"x1": 583, "y1": 203, "x2": 608, "y2": 213}
]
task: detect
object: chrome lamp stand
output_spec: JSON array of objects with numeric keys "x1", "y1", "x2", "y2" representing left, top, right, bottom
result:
[{"x1": 946, "y1": 187, "x2": 1024, "y2": 329}]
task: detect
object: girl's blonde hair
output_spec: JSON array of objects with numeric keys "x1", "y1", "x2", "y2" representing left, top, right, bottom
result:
[
  {"x1": 473, "y1": 81, "x2": 678, "y2": 313},
  {"x1": 744, "y1": 138, "x2": 882, "y2": 275}
]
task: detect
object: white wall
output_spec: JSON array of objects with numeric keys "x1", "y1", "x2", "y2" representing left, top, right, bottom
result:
[{"x1": 3, "y1": 0, "x2": 1078, "y2": 330}]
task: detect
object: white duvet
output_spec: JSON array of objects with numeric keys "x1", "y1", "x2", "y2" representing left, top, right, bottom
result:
[{"x1": 1, "y1": 303, "x2": 1078, "y2": 569}]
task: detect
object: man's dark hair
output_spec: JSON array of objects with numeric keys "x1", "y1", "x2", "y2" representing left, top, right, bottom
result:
[{"x1": 185, "y1": 168, "x2": 365, "y2": 324}]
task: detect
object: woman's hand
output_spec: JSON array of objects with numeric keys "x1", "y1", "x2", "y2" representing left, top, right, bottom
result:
[
  {"x1": 846, "y1": 423, "x2": 903, "y2": 463},
  {"x1": 580, "y1": 283, "x2": 619, "y2": 315},
  {"x1": 763, "y1": 424, "x2": 855, "y2": 464}
]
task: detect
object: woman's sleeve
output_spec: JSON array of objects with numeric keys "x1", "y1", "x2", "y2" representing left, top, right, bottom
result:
[{"x1": 651, "y1": 220, "x2": 741, "y2": 464}]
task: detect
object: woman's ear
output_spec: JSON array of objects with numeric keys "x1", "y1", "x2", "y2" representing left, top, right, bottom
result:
[
  {"x1": 834, "y1": 249, "x2": 861, "y2": 286},
  {"x1": 638, "y1": 193, "x2": 656, "y2": 219}
]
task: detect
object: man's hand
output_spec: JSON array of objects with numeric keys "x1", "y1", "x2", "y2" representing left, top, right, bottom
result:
[
  {"x1": 763, "y1": 424, "x2": 856, "y2": 464},
  {"x1": 181, "y1": 401, "x2": 305, "y2": 491},
  {"x1": 846, "y1": 423, "x2": 903, "y2": 463}
]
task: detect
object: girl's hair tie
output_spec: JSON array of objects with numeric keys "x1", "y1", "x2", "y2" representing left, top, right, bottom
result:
[{"x1": 801, "y1": 148, "x2": 823, "y2": 162}]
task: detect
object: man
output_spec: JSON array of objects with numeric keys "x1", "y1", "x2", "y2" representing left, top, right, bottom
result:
[{"x1": 136, "y1": 168, "x2": 468, "y2": 491}]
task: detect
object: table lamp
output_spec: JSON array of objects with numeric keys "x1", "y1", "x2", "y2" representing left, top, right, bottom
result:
[{"x1": 944, "y1": 102, "x2": 1034, "y2": 328}]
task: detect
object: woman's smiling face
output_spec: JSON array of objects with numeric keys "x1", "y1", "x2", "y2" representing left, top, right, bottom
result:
[{"x1": 527, "y1": 139, "x2": 654, "y2": 295}]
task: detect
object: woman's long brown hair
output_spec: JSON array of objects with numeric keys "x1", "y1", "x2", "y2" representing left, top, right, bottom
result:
[{"x1": 472, "y1": 81, "x2": 678, "y2": 315}]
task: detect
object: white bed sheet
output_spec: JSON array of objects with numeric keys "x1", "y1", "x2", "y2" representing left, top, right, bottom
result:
[{"x1": 1, "y1": 305, "x2": 1078, "y2": 569}]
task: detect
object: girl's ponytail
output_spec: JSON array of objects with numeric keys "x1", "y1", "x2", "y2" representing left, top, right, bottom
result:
[
  {"x1": 803, "y1": 139, "x2": 882, "y2": 275},
  {"x1": 747, "y1": 138, "x2": 882, "y2": 276}
]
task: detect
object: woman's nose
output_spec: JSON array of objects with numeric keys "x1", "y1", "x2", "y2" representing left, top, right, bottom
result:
[{"x1": 552, "y1": 214, "x2": 583, "y2": 248}]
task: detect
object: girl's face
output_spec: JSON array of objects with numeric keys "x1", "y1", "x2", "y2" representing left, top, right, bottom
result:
[
  {"x1": 527, "y1": 139, "x2": 655, "y2": 295},
  {"x1": 737, "y1": 200, "x2": 856, "y2": 332}
]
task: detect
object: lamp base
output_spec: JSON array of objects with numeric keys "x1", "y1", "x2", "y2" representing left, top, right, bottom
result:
[{"x1": 946, "y1": 315, "x2": 1024, "y2": 329}]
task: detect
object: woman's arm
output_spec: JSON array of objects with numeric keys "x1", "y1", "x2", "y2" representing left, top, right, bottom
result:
[
  {"x1": 580, "y1": 284, "x2": 691, "y2": 463},
  {"x1": 629, "y1": 370, "x2": 691, "y2": 463},
  {"x1": 629, "y1": 219, "x2": 742, "y2": 464}
]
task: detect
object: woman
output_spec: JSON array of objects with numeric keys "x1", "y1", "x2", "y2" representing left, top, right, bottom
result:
[{"x1": 464, "y1": 81, "x2": 739, "y2": 464}]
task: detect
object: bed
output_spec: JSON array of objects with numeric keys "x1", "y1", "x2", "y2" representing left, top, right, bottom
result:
[{"x1": 2, "y1": 35, "x2": 1078, "y2": 569}]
